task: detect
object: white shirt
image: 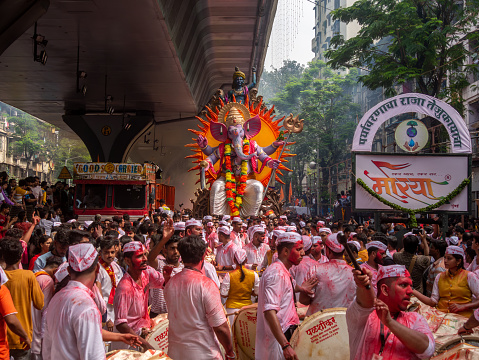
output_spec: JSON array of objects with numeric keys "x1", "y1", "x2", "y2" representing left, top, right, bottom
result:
[
  {"x1": 165, "y1": 268, "x2": 226, "y2": 360},
  {"x1": 290, "y1": 256, "x2": 318, "y2": 301},
  {"x1": 231, "y1": 231, "x2": 243, "y2": 248},
  {"x1": 243, "y1": 242, "x2": 270, "y2": 269},
  {"x1": 255, "y1": 259, "x2": 299, "y2": 360},
  {"x1": 150, "y1": 259, "x2": 184, "y2": 314},
  {"x1": 42, "y1": 281, "x2": 105, "y2": 360},
  {"x1": 467, "y1": 256, "x2": 479, "y2": 272},
  {"x1": 216, "y1": 241, "x2": 239, "y2": 267},
  {"x1": 306, "y1": 259, "x2": 356, "y2": 316},
  {"x1": 202, "y1": 261, "x2": 220, "y2": 288},
  {"x1": 97, "y1": 261, "x2": 124, "y2": 323},
  {"x1": 32, "y1": 272, "x2": 54, "y2": 355}
]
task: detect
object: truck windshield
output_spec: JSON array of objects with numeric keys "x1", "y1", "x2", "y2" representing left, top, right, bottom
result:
[
  {"x1": 77, "y1": 184, "x2": 106, "y2": 209},
  {"x1": 114, "y1": 185, "x2": 145, "y2": 209}
]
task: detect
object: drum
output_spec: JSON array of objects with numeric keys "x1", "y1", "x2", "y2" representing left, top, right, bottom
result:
[
  {"x1": 146, "y1": 314, "x2": 169, "y2": 352},
  {"x1": 106, "y1": 349, "x2": 172, "y2": 359},
  {"x1": 412, "y1": 301, "x2": 479, "y2": 348},
  {"x1": 232, "y1": 304, "x2": 258, "y2": 360},
  {"x1": 290, "y1": 308, "x2": 349, "y2": 360},
  {"x1": 432, "y1": 336, "x2": 479, "y2": 359}
]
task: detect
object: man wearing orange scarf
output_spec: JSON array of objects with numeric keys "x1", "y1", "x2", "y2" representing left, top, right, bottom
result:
[{"x1": 97, "y1": 236, "x2": 123, "y2": 332}]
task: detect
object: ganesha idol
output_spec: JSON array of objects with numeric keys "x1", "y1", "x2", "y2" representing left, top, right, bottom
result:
[{"x1": 196, "y1": 102, "x2": 284, "y2": 217}]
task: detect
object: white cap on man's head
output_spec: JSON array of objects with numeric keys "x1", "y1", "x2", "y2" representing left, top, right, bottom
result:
[
  {"x1": 302, "y1": 235, "x2": 312, "y2": 251},
  {"x1": 68, "y1": 243, "x2": 98, "y2": 272},
  {"x1": 366, "y1": 241, "x2": 387, "y2": 252},
  {"x1": 185, "y1": 219, "x2": 202, "y2": 228},
  {"x1": 174, "y1": 222, "x2": 186, "y2": 231},
  {"x1": 232, "y1": 217, "x2": 242, "y2": 223},
  {"x1": 123, "y1": 241, "x2": 145, "y2": 253},
  {"x1": 203, "y1": 215, "x2": 213, "y2": 221},
  {"x1": 218, "y1": 226, "x2": 231, "y2": 236},
  {"x1": 277, "y1": 232, "x2": 302, "y2": 244},
  {"x1": 251, "y1": 225, "x2": 265, "y2": 237},
  {"x1": 222, "y1": 215, "x2": 231, "y2": 221}
]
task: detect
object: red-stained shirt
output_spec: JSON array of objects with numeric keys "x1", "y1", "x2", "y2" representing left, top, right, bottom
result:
[
  {"x1": 306, "y1": 259, "x2": 356, "y2": 315},
  {"x1": 347, "y1": 300, "x2": 435, "y2": 359},
  {"x1": 165, "y1": 268, "x2": 226, "y2": 360},
  {"x1": 113, "y1": 266, "x2": 164, "y2": 333},
  {"x1": 0, "y1": 286, "x2": 17, "y2": 360}
]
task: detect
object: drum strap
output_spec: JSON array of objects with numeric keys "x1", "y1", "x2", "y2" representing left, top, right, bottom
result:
[{"x1": 379, "y1": 314, "x2": 399, "y2": 355}]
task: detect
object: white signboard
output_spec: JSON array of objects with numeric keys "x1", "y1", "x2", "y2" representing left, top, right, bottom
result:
[
  {"x1": 355, "y1": 154, "x2": 469, "y2": 212},
  {"x1": 352, "y1": 93, "x2": 471, "y2": 154}
]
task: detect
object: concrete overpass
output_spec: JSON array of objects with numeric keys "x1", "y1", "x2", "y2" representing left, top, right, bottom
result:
[{"x1": 0, "y1": 0, "x2": 277, "y2": 207}]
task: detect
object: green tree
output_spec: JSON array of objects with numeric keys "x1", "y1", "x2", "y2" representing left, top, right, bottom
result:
[
  {"x1": 259, "y1": 60, "x2": 305, "y2": 105},
  {"x1": 325, "y1": 0, "x2": 479, "y2": 114},
  {"x1": 8, "y1": 114, "x2": 52, "y2": 174},
  {"x1": 50, "y1": 138, "x2": 91, "y2": 179},
  {"x1": 266, "y1": 61, "x2": 360, "y2": 200}
]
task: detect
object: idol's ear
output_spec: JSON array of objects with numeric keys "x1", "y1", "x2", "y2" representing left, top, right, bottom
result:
[
  {"x1": 210, "y1": 122, "x2": 228, "y2": 142},
  {"x1": 243, "y1": 115, "x2": 261, "y2": 139}
]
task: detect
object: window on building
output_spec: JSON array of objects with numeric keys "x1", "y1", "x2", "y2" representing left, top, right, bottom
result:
[
  {"x1": 334, "y1": 0, "x2": 340, "y2": 8},
  {"x1": 327, "y1": 14, "x2": 331, "y2": 26}
]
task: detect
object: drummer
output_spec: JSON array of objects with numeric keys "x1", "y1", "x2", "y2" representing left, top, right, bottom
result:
[
  {"x1": 255, "y1": 232, "x2": 317, "y2": 360},
  {"x1": 113, "y1": 221, "x2": 174, "y2": 350},
  {"x1": 300, "y1": 233, "x2": 356, "y2": 315},
  {"x1": 412, "y1": 246, "x2": 479, "y2": 318},
  {"x1": 347, "y1": 264, "x2": 435, "y2": 359},
  {"x1": 244, "y1": 226, "x2": 270, "y2": 270},
  {"x1": 220, "y1": 248, "x2": 259, "y2": 326},
  {"x1": 165, "y1": 235, "x2": 236, "y2": 359}
]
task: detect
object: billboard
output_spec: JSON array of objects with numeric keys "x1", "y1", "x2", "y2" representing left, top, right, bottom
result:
[{"x1": 354, "y1": 154, "x2": 469, "y2": 213}]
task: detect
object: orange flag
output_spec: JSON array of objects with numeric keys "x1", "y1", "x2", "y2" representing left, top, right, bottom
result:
[
  {"x1": 288, "y1": 182, "x2": 292, "y2": 203},
  {"x1": 280, "y1": 186, "x2": 285, "y2": 202}
]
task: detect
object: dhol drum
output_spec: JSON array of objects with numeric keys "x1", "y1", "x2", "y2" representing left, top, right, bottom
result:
[
  {"x1": 232, "y1": 304, "x2": 258, "y2": 360},
  {"x1": 146, "y1": 314, "x2": 169, "y2": 352},
  {"x1": 290, "y1": 308, "x2": 349, "y2": 360},
  {"x1": 432, "y1": 336, "x2": 479, "y2": 359},
  {"x1": 106, "y1": 349, "x2": 171, "y2": 359}
]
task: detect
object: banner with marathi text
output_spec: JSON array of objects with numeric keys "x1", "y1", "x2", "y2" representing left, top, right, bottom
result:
[{"x1": 354, "y1": 154, "x2": 469, "y2": 212}]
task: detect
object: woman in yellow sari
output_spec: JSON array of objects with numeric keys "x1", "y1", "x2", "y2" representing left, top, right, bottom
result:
[{"x1": 413, "y1": 246, "x2": 479, "y2": 318}]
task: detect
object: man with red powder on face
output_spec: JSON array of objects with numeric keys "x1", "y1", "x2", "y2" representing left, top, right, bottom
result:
[
  {"x1": 255, "y1": 232, "x2": 317, "y2": 360},
  {"x1": 347, "y1": 265, "x2": 435, "y2": 360},
  {"x1": 113, "y1": 220, "x2": 174, "y2": 350},
  {"x1": 360, "y1": 240, "x2": 387, "y2": 293}
]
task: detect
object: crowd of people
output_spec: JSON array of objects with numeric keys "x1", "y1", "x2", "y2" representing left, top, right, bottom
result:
[{"x1": 0, "y1": 179, "x2": 479, "y2": 359}]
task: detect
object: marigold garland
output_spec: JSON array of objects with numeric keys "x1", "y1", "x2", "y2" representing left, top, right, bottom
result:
[
  {"x1": 357, "y1": 178, "x2": 470, "y2": 227},
  {"x1": 224, "y1": 139, "x2": 250, "y2": 216}
]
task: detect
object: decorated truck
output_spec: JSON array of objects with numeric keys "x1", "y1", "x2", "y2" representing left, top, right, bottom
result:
[{"x1": 73, "y1": 162, "x2": 174, "y2": 221}]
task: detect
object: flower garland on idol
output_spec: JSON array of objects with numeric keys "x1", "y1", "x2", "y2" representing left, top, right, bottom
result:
[{"x1": 224, "y1": 139, "x2": 249, "y2": 216}]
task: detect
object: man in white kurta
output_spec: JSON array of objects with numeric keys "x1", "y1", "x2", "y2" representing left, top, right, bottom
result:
[
  {"x1": 300, "y1": 233, "x2": 356, "y2": 316},
  {"x1": 256, "y1": 232, "x2": 305, "y2": 360},
  {"x1": 97, "y1": 238, "x2": 123, "y2": 330},
  {"x1": 215, "y1": 226, "x2": 239, "y2": 269},
  {"x1": 244, "y1": 226, "x2": 270, "y2": 270},
  {"x1": 290, "y1": 235, "x2": 317, "y2": 301},
  {"x1": 42, "y1": 244, "x2": 104, "y2": 360},
  {"x1": 165, "y1": 235, "x2": 235, "y2": 360}
]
